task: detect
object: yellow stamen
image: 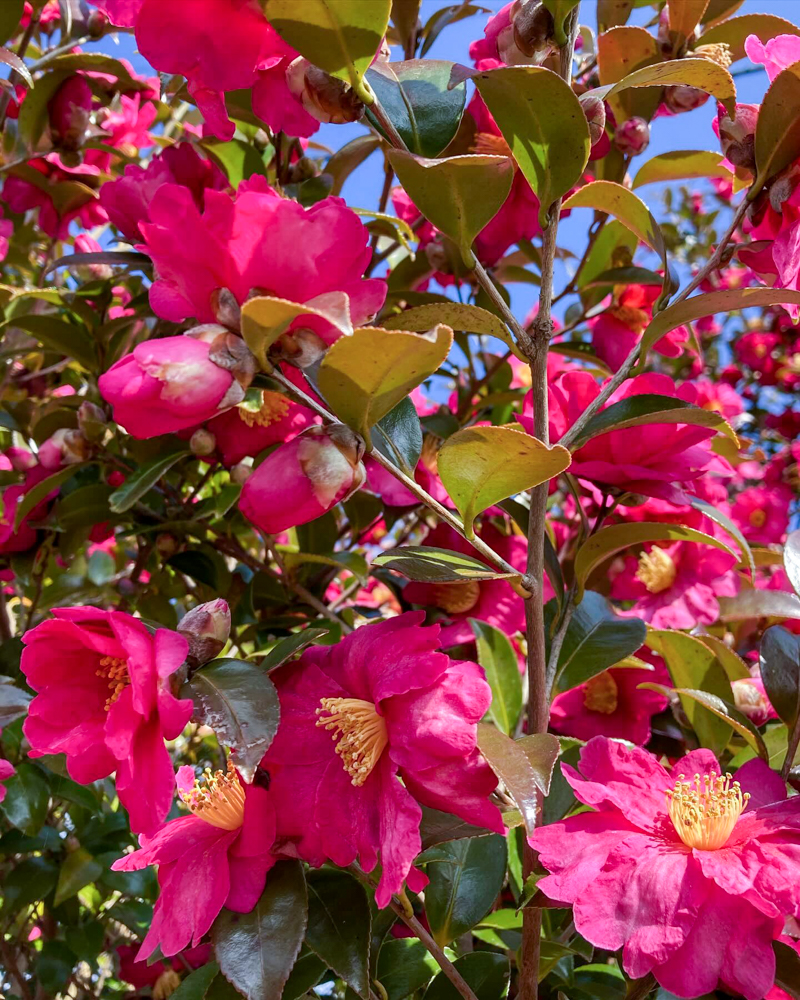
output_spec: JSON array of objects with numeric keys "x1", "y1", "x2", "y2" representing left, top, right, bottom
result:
[
  {"x1": 749, "y1": 508, "x2": 767, "y2": 528},
  {"x1": 583, "y1": 671, "x2": 619, "y2": 715},
  {"x1": 95, "y1": 655, "x2": 129, "y2": 710},
  {"x1": 153, "y1": 970, "x2": 182, "y2": 1000},
  {"x1": 610, "y1": 304, "x2": 649, "y2": 334},
  {"x1": 179, "y1": 761, "x2": 245, "y2": 831},
  {"x1": 636, "y1": 547, "x2": 677, "y2": 594},
  {"x1": 238, "y1": 390, "x2": 290, "y2": 428},
  {"x1": 666, "y1": 772, "x2": 749, "y2": 851},
  {"x1": 471, "y1": 131, "x2": 513, "y2": 160},
  {"x1": 432, "y1": 580, "x2": 481, "y2": 615},
  {"x1": 316, "y1": 697, "x2": 388, "y2": 786}
]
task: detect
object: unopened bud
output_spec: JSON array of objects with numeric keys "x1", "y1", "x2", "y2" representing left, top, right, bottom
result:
[
  {"x1": 663, "y1": 85, "x2": 709, "y2": 115},
  {"x1": 288, "y1": 156, "x2": 318, "y2": 184},
  {"x1": 271, "y1": 327, "x2": 328, "y2": 369},
  {"x1": 85, "y1": 8, "x2": 109, "y2": 37},
  {"x1": 580, "y1": 95, "x2": 606, "y2": 146},
  {"x1": 613, "y1": 116, "x2": 650, "y2": 156},
  {"x1": 286, "y1": 58, "x2": 364, "y2": 125},
  {"x1": 230, "y1": 462, "x2": 252, "y2": 485},
  {"x1": 156, "y1": 533, "x2": 179, "y2": 558},
  {"x1": 38, "y1": 428, "x2": 92, "y2": 470},
  {"x1": 178, "y1": 598, "x2": 231, "y2": 666},
  {"x1": 716, "y1": 102, "x2": 758, "y2": 171},
  {"x1": 78, "y1": 401, "x2": 107, "y2": 441},
  {"x1": 190, "y1": 428, "x2": 216, "y2": 457},
  {"x1": 49, "y1": 75, "x2": 92, "y2": 152},
  {"x1": 153, "y1": 969, "x2": 182, "y2": 1000},
  {"x1": 73, "y1": 234, "x2": 112, "y2": 281},
  {"x1": 768, "y1": 161, "x2": 800, "y2": 213},
  {"x1": 511, "y1": 0, "x2": 555, "y2": 61},
  {"x1": 210, "y1": 287, "x2": 242, "y2": 332},
  {"x1": 731, "y1": 677, "x2": 772, "y2": 727}
]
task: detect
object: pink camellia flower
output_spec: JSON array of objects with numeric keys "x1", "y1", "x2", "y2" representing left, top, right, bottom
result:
[
  {"x1": 48, "y1": 75, "x2": 93, "y2": 150},
  {"x1": 21, "y1": 608, "x2": 192, "y2": 836},
  {"x1": 531, "y1": 737, "x2": 800, "y2": 999},
  {"x1": 401, "y1": 522, "x2": 530, "y2": 647},
  {"x1": 746, "y1": 33, "x2": 800, "y2": 82},
  {"x1": 609, "y1": 539, "x2": 740, "y2": 629},
  {"x1": 207, "y1": 389, "x2": 316, "y2": 467},
  {"x1": 262, "y1": 613, "x2": 504, "y2": 907},
  {"x1": 0, "y1": 454, "x2": 59, "y2": 554},
  {"x1": 137, "y1": 176, "x2": 385, "y2": 339},
  {"x1": 99, "y1": 330, "x2": 242, "y2": 439},
  {"x1": 591, "y1": 284, "x2": 689, "y2": 373},
  {"x1": 113, "y1": 762, "x2": 277, "y2": 958},
  {"x1": 239, "y1": 424, "x2": 365, "y2": 534},
  {"x1": 734, "y1": 331, "x2": 784, "y2": 382},
  {"x1": 0, "y1": 759, "x2": 15, "y2": 803},
  {"x1": 729, "y1": 484, "x2": 791, "y2": 544},
  {"x1": 88, "y1": 0, "x2": 318, "y2": 141},
  {"x1": 0, "y1": 207, "x2": 11, "y2": 262},
  {"x1": 687, "y1": 376, "x2": 744, "y2": 421},
  {"x1": 2, "y1": 159, "x2": 107, "y2": 240},
  {"x1": 522, "y1": 372, "x2": 729, "y2": 505}
]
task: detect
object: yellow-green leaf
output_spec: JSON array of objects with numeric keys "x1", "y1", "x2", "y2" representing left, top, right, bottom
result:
[
  {"x1": 240, "y1": 293, "x2": 353, "y2": 370},
  {"x1": 597, "y1": 0, "x2": 634, "y2": 33},
  {"x1": 541, "y1": 0, "x2": 580, "y2": 45},
  {"x1": 632, "y1": 150, "x2": 733, "y2": 189},
  {"x1": 753, "y1": 60, "x2": 800, "y2": 194},
  {"x1": 597, "y1": 57, "x2": 736, "y2": 118},
  {"x1": 667, "y1": 0, "x2": 709, "y2": 49},
  {"x1": 317, "y1": 324, "x2": 453, "y2": 447},
  {"x1": 698, "y1": 13, "x2": 800, "y2": 62},
  {"x1": 387, "y1": 150, "x2": 514, "y2": 265},
  {"x1": 438, "y1": 426, "x2": 571, "y2": 538},
  {"x1": 597, "y1": 25, "x2": 660, "y2": 121},
  {"x1": 700, "y1": 0, "x2": 744, "y2": 28},
  {"x1": 474, "y1": 66, "x2": 591, "y2": 226},
  {"x1": 383, "y1": 301, "x2": 525, "y2": 361}
]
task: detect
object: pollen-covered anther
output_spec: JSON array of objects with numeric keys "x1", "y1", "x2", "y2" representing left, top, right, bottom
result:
[
  {"x1": 636, "y1": 547, "x2": 677, "y2": 594},
  {"x1": 238, "y1": 390, "x2": 291, "y2": 428},
  {"x1": 472, "y1": 131, "x2": 513, "y2": 160},
  {"x1": 179, "y1": 761, "x2": 246, "y2": 831},
  {"x1": 666, "y1": 772, "x2": 749, "y2": 851},
  {"x1": 95, "y1": 655, "x2": 130, "y2": 710},
  {"x1": 583, "y1": 671, "x2": 619, "y2": 715},
  {"x1": 316, "y1": 697, "x2": 389, "y2": 786},
  {"x1": 433, "y1": 580, "x2": 481, "y2": 615}
]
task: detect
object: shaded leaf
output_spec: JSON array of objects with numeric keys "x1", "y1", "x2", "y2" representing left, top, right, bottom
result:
[
  {"x1": 377, "y1": 938, "x2": 439, "y2": 1000},
  {"x1": 4, "y1": 313, "x2": 98, "y2": 370},
  {"x1": 0, "y1": 677, "x2": 32, "y2": 727},
  {"x1": 698, "y1": 12, "x2": 800, "y2": 61},
  {"x1": 1, "y1": 761, "x2": 50, "y2": 835},
  {"x1": 108, "y1": 448, "x2": 189, "y2": 514},
  {"x1": 760, "y1": 626, "x2": 800, "y2": 730},
  {"x1": 597, "y1": 0, "x2": 633, "y2": 32},
  {"x1": 54, "y1": 848, "x2": 102, "y2": 907},
  {"x1": 17, "y1": 68, "x2": 72, "y2": 148},
  {"x1": 477, "y1": 724, "x2": 558, "y2": 836},
  {"x1": 282, "y1": 951, "x2": 327, "y2": 1000},
  {"x1": 471, "y1": 621, "x2": 523, "y2": 735},
  {"x1": 717, "y1": 589, "x2": 800, "y2": 621},
  {"x1": 688, "y1": 495, "x2": 754, "y2": 577},
  {"x1": 373, "y1": 545, "x2": 516, "y2": 583},
  {"x1": 597, "y1": 25, "x2": 660, "y2": 121},
  {"x1": 260, "y1": 629, "x2": 331, "y2": 673},
  {"x1": 754, "y1": 59, "x2": 800, "y2": 192},
  {"x1": 202, "y1": 139, "x2": 268, "y2": 187},
  {"x1": 372, "y1": 395, "x2": 423, "y2": 476},
  {"x1": 667, "y1": 0, "x2": 709, "y2": 46},
  {"x1": 170, "y1": 963, "x2": 220, "y2": 1000},
  {"x1": 305, "y1": 869, "x2": 371, "y2": 999},
  {"x1": 696, "y1": 634, "x2": 750, "y2": 683},
  {"x1": 13, "y1": 462, "x2": 88, "y2": 531},
  {"x1": 241, "y1": 293, "x2": 353, "y2": 370},
  {"x1": 0, "y1": 44, "x2": 32, "y2": 88},
  {"x1": 422, "y1": 952, "x2": 510, "y2": 1000},
  {"x1": 326, "y1": 134, "x2": 381, "y2": 196},
  {"x1": 185, "y1": 659, "x2": 280, "y2": 783},
  {"x1": 384, "y1": 301, "x2": 524, "y2": 361},
  {"x1": 774, "y1": 940, "x2": 800, "y2": 1000},
  {"x1": 0, "y1": 856, "x2": 58, "y2": 916},
  {"x1": 597, "y1": 56, "x2": 736, "y2": 117},
  {"x1": 419, "y1": 805, "x2": 494, "y2": 851},
  {"x1": 671, "y1": 688, "x2": 767, "y2": 759},
  {"x1": 0, "y1": 0, "x2": 23, "y2": 45}
]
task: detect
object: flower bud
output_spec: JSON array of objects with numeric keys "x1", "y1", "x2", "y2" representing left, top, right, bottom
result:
[
  {"x1": 78, "y1": 400, "x2": 107, "y2": 441},
  {"x1": 156, "y1": 533, "x2": 179, "y2": 558},
  {"x1": 153, "y1": 969, "x2": 181, "y2": 1000},
  {"x1": 230, "y1": 462, "x2": 252, "y2": 485},
  {"x1": 178, "y1": 598, "x2": 231, "y2": 666},
  {"x1": 510, "y1": 0, "x2": 555, "y2": 61},
  {"x1": 239, "y1": 424, "x2": 366, "y2": 534},
  {"x1": 211, "y1": 287, "x2": 242, "y2": 331},
  {"x1": 580, "y1": 95, "x2": 607, "y2": 146},
  {"x1": 663, "y1": 85, "x2": 709, "y2": 115},
  {"x1": 716, "y1": 102, "x2": 758, "y2": 171},
  {"x1": 613, "y1": 116, "x2": 650, "y2": 156},
  {"x1": 286, "y1": 57, "x2": 364, "y2": 125},
  {"x1": 732, "y1": 677, "x2": 773, "y2": 727},
  {"x1": 48, "y1": 75, "x2": 92, "y2": 152},
  {"x1": 190, "y1": 428, "x2": 216, "y2": 457},
  {"x1": 38, "y1": 428, "x2": 92, "y2": 470},
  {"x1": 85, "y1": 8, "x2": 109, "y2": 38},
  {"x1": 73, "y1": 234, "x2": 112, "y2": 281},
  {"x1": 271, "y1": 327, "x2": 328, "y2": 369}
]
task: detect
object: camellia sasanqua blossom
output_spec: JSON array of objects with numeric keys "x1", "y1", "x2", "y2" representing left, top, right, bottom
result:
[
  {"x1": 21, "y1": 608, "x2": 192, "y2": 836},
  {"x1": 112, "y1": 762, "x2": 277, "y2": 958},
  {"x1": 531, "y1": 737, "x2": 800, "y2": 999},
  {"x1": 262, "y1": 613, "x2": 504, "y2": 907},
  {"x1": 0, "y1": 758, "x2": 14, "y2": 802}
]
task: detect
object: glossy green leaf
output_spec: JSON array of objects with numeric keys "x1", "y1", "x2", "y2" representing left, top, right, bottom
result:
[
  {"x1": 212, "y1": 860, "x2": 307, "y2": 1000},
  {"x1": 632, "y1": 150, "x2": 733, "y2": 189},
  {"x1": 418, "y1": 805, "x2": 494, "y2": 851},
  {"x1": 326, "y1": 134, "x2": 381, "y2": 195},
  {"x1": 366, "y1": 59, "x2": 466, "y2": 157},
  {"x1": 170, "y1": 963, "x2": 220, "y2": 1000},
  {"x1": 54, "y1": 848, "x2": 102, "y2": 907},
  {"x1": 754, "y1": 59, "x2": 800, "y2": 193},
  {"x1": 477, "y1": 724, "x2": 558, "y2": 836},
  {"x1": 0, "y1": 856, "x2": 58, "y2": 916},
  {"x1": 667, "y1": 687, "x2": 767, "y2": 759},
  {"x1": 786, "y1": 529, "x2": 800, "y2": 596},
  {"x1": 2, "y1": 313, "x2": 97, "y2": 370},
  {"x1": 697, "y1": 634, "x2": 750, "y2": 683},
  {"x1": 318, "y1": 324, "x2": 453, "y2": 447},
  {"x1": 438, "y1": 425, "x2": 571, "y2": 538},
  {"x1": 422, "y1": 952, "x2": 510, "y2": 1000},
  {"x1": 542, "y1": 0, "x2": 580, "y2": 44},
  {"x1": 571, "y1": 394, "x2": 738, "y2": 449},
  {"x1": 305, "y1": 869, "x2": 371, "y2": 999},
  {"x1": 282, "y1": 950, "x2": 327, "y2": 1000},
  {"x1": 377, "y1": 938, "x2": 439, "y2": 1000},
  {"x1": 184, "y1": 658, "x2": 280, "y2": 783},
  {"x1": 383, "y1": 301, "x2": 524, "y2": 361},
  {"x1": 423, "y1": 834, "x2": 507, "y2": 947},
  {"x1": 202, "y1": 139, "x2": 268, "y2": 187},
  {"x1": 717, "y1": 589, "x2": 800, "y2": 621},
  {"x1": 471, "y1": 623, "x2": 522, "y2": 735},
  {"x1": 241, "y1": 293, "x2": 353, "y2": 370},
  {"x1": 17, "y1": 68, "x2": 72, "y2": 149},
  {"x1": 688, "y1": 495, "x2": 754, "y2": 577},
  {"x1": 760, "y1": 626, "x2": 800, "y2": 730},
  {"x1": 0, "y1": 677, "x2": 32, "y2": 728},
  {"x1": 13, "y1": 462, "x2": 87, "y2": 532},
  {"x1": 597, "y1": 56, "x2": 736, "y2": 117},
  {"x1": 260, "y1": 629, "x2": 331, "y2": 673},
  {"x1": 109, "y1": 448, "x2": 190, "y2": 514},
  {"x1": 646, "y1": 630, "x2": 733, "y2": 754},
  {"x1": 372, "y1": 545, "x2": 517, "y2": 583},
  {"x1": 372, "y1": 395, "x2": 424, "y2": 476},
  {"x1": 264, "y1": 0, "x2": 391, "y2": 97},
  {"x1": 573, "y1": 523, "x2": 735, "y2": 602},
  {"x1": 1, "y1": 762, "x2": 50, "y2": 835},
  {"x1": 698, "y1": 12, "x2": 800, "y2": 61},
  {"x1": 0, "y1": 0, "x2": 23, "y2": 44},
  {"x1": 387, "y1": 149, "x2": 514, "y2": 264},
  {"x1": 597, "y1": 25, "x2": 660, "y2": 121},
  {"x1": 474, "y1": 66, "x2": 590, "y2": 225}
]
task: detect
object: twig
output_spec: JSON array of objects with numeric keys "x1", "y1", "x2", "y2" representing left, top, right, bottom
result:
[
  {"x1": 472, "y1": 259, "x2": 533, "y2": 355},
  {"x1": 781, "y1": 717, "x2": 800, "y2": 781},
  {"x1": 669, "y1": 195, "x2": 749, "y2": 306},
  {"x1": 264, "y1": 537, "x2": 352, "y2": 634}
]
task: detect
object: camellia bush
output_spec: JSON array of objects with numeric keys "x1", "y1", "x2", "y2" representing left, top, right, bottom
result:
[{"x1": 6, "y1": 0, "x2": 800, "y2": 999}]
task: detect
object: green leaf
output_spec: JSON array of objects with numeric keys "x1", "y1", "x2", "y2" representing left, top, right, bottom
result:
[
  {"x1": 717, "y1": 589, "x2": 800, "y2": 621},
  {"x1": 661, "y1": 687, "x2": 768, "y2": 759},
  {"x1": 260, "y1": 628, "x2": 331, "y2": 673},
  {"x1": 760, "y1": 626, "x2": 800, "y2": 730},
  {"x1": 264, "y1": 0, "x2": 391, "y2": 98},
  {"x1": 54, "y1": 848, "x2": 102, "y2": 907},
  {"x1": 35, "y1": 941, "x2": 77, "y2": 995},
  {"x1": 474, "y1": 66, "x2": 590, "y2": 225},
  {"x1": 318, "y1": 324, "x2": 453, "y2": 447},
  {"x1": 646, "y1": 630, "x2": 733, "y2": 754},
  {"x1": 596, "y1": 57, "x2": 737, "y2": 118},
  {"x1": 477, "y1": 723, "x2": 559, "y2": 836},
  {"x1": 212, "y1": 860, "x2": 307, "y2": 1000},
  {"x1": 1, "y1": 761, "x2": 50, "y2": 835},
  {"x1": 419, "y1": 805, "x2": 494, "y2": 850},
  {"x1": 632, "y1": 150, "x2": 733, "y2": 189},
  {"x1": 108, "y1": 448, "x2": 190, "y2": 514},
  {"x1": 282, "y1": 950, "x2": 327, "y2": 1000},
  {"x1": 635, "y1": 287, "x2": 800, "y2": 370},
  {"x1": 387, "y1": 149, "x2": 514, "y2": 265},
  {"x1": 241, "y1": 293, "x2": 353, "y2": 370},
  {"x1": 0, "y1": 0, "x2": 23, "y2": 45},
  {"x1": 542, "y1": 0, "x2": 580, "y2": 45},
  {"x1": 326, "y1": 134, "x2": 381, "y2": 196},
  {"x1": 383, "y1": 301, "x2": 525, "y2": 362},
  {"x1": 0, "y1": 677, "x2": 32, "y2": 727},
  {"x1": 2, "y1": 313, "x2": 98, "y2": 370},
  {"x1": 170, "y1": 962, "x2": 220, "y2": 1000},
  {"x1": 17, "y1": 68, "x2": 72, "y2": 149},
  {"x1": 377, "y1": 938, "x2": 439, "y2": 1000},
  {"x1": 372, "y1": 395, "x2": 423, "y2": 476},
  {"x1": 785, "y1": 529, "x2": 800, "y2": 596},
  {"x1": 422, "y1": 953, "x2": 510, "y2": 1000},
  {"x1": 573, "y1": 523, "x2": 735, "y2": 603},
  {"x1": 698, "y1": 12, "x2": 800, "y2": 62},
  {"x1": 366, "y1": 59, "x2": 466, "y2": 157},
  {"x1": 753, "y1": 59, "x2": 800, "y2": 193},
  {"x1": 41, "y1": 52, "x2": 151, "y2": 91},
  {"x1": 701, "y1": 0, "x2": 744, "y2": 26},
  {"x1": 202, "y1": 139, "x2": 268, "y2": 187},
  {"x1": 0, "y1": 43, "x2": 32, "y2": 87},
  {"x1": 571, "y1": 394, "x2": 738, "y2": 449},
  {"x1": 597, "y1": 0, "x2": 633, "y2": 32},
  {"x1": 549, "y1": 591, "x2": 647, "y2": 692},
  {"x1": 688, "y1": 495, "x2": 754, "y2": 577},
  {"x1": 696, "y1": 634, "x2": 750, "y2": 683},
  {"x1": 185, "y1": 659, "x2": 280, "y2": 783},
  {"x1": 12, "y1": 462, "x2": 88, "y2": 532},
  {"x1": 0, "y1": 856, "x2": 58, "y2": 916},
  {"x1": 423, "y1": 835, "x2": 507, "y2": 947},
  {"x1": 305, "y1": 869, "x2": 371, "y2": 999},
  {"x1": 437, "y1": 425, "x2": 571, "y2": 538},
  {"x1": 471, "y1": 621, "x2": 522, "y2": 735},
  {"x1": 373, "y1": 545, "x2": 517, "y2": 583},
  {"x1": 597, "y1": 25, "x2": 660, "y2": 122}
]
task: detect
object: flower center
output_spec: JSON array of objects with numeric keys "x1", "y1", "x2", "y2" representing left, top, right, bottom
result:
[
  {"x1": 432, "y1": 580, "x2": 481, "y2": 615},
  {"x1": 610, "y1": 304, "x2": 649, "y2": 333},
  {"x1": 316, "y1": 697, "x2": 388, "y2": 786},
  {"x1": 179, "y1": 761, "x2": 246, "y2": 831},
  {"x1": 749, "y1": 508, "x2": 767, "y2": 528},
  {"x1": 153, "y1": 970, "x2": 182, "y2": 1000},
  {"x1": 666, "y1": 772, "x2": 749, "y2": 851},
  {"x1": 636, "y1": 547, "x2": 677, "y2": 594},
  {"x1": 238, "y1": 390, "x2": 290, "y2": 428},
  {"x1": 583, "y1": 671, "x2": 619, "y2": 714},
  {"x1": 95, "y1": 655, "x2": 129, "y2": 710},
  {"x1": 472, "y1": 131, "x2": 514, "y2": 160}
]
